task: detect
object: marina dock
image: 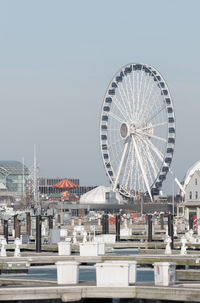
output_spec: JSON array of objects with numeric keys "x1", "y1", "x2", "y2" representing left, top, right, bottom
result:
[
  {"x1": 0, "y1": 281, "x2": 200, "y2": 302},
  {"x1": 0, "y1": 251, "x2": 200, "y2": 302}
]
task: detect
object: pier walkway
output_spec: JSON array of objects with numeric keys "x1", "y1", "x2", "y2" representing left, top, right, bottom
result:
[
  {"x1": 1, "y1": 253, "x2": 200, "y2": 267},
  {"x1": 0, "y1": 281, "x2": 200, "y2": 302}
]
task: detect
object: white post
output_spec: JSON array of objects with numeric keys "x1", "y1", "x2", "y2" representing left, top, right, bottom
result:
[
  {"x1": 164, "y1": 235, "x2": 172, "y2": 255},
  {"x1": 14, "y1": 238, "x2": 21, "y2": 257},
  {"x1": 0, "y1": 238, "x2": 7, "y2": 257},
  {"x1": 154, "y1": 262, "x2": 176, "y2": 286},
  {"x1": 180, "y1": 236, "x2": 187, "y2": 255},
  {"x1": 56, "y1": 261, "x2": 79, "y2": 284}
]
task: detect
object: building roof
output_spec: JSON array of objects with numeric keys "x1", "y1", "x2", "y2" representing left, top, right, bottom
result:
[
  {"x1": 0, "y1": 161, "x2": 29, "y2": 175},
  {"x1": 80, "y1": 186, "x2": 122, "y2": 204},
  {"x1": 184, "y1": 161, "x2": 200, "y2": 190}
]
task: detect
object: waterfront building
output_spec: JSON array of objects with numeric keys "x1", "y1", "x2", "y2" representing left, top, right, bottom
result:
[
  {"x1": 80, "y1": 186, "x2": 122, "y2": 204},
  {"x1": 39, "y1": 177, "x2": 96, "y2": 198},
  {"x1": 0, "y1": 161, "x2": 30, "y2": 198},
  {"x1": 177, "y1": 161, "x2": 200, "y2": 223}
]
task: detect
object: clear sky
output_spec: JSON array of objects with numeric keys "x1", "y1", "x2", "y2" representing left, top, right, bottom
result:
[{"x1": 0, "y1": 0, "x2": 199, "y2": 193}]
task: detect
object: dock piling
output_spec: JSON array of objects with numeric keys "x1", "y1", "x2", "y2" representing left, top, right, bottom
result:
[
  {"x1": 36, "y1": 215, "x2": 42, "y2": 252},
  {"x1": 48, "y1": 215, "x2": 53, "y2": 230},
  {"x1": 147, "y1": 214, "x2": 152, "y2": 242},
  {"x1": 3, "y1": 220, "x2": 8, "y2": 243},
  {"x1": 14, "y1": 215, "x2": 21, "y2": 239},
  {"x1": 115, "y1": 214, "x2": 120, "y2": 242},
  {"x1": 26, "y1": 212, "x2": 31, "y2": 236},
  {"x1": 168, "y1": 214, "x2": 174, "y2": 249}
]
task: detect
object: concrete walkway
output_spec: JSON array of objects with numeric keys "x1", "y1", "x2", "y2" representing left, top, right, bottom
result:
[{"x1": 0, "y1": 282, "x2": 200, "y2": 302}]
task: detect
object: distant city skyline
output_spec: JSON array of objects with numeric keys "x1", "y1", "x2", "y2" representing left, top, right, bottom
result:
[{"x1": 0, "y1": 0, "x2": 199, "y2": 193}]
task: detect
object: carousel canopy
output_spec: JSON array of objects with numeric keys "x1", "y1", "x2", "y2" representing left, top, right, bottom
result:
[{"x1": 52, "y1": 179, "x2": 78, "y2": 189}]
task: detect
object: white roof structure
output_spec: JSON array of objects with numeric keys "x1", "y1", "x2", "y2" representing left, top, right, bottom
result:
[
  {"x1": 80, "y1": 186, "x2": 121, "y2": 204},
  {"x1": 184, "y1": 160, "x2": 200, "y2": 189},
  {"x1": 0, "y1": 183, "x2": 7, "y2": 190}
]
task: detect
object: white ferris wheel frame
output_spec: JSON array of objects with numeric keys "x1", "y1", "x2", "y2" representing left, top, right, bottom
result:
[{"x1": 100, "y1": 63, "x2": 176, "y2": 200}]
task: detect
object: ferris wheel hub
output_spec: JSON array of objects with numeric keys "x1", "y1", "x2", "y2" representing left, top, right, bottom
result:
[
  {"x1": 120, "y1": 122, "x2": 154, "y2": 140},
  {"x1": 120, "y1": 123, "x2": 129, "y2": 139}
]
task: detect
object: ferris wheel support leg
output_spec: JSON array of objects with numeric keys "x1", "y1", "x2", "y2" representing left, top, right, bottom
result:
[
  {"x1": 113, "y1": 141, "x2": 129, "y2": 192},
  {"x1": 147, "y1": 139, "x2": 185, "y2": 195},
  {"x1": 169, "y1": 168, "x2": 185, "y2": 195},
  {"x1": 132, "y1": 136, "x2": 153, "y2": 202}
]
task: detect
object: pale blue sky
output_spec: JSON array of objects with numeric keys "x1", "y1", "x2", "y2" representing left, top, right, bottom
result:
[{"x1": 0, "y1": 0, "x2": 199, "y2": 192}]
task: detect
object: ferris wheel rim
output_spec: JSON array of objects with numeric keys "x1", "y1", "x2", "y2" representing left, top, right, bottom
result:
[{"x1": 100, "y1": 63, "x2": 176, "y2": 199}]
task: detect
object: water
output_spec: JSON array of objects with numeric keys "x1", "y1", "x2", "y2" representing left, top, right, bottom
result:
[
  {"x1": 1, "y1": 265, "x2": 154, "y2": 282},
  {"x1": 111, "y1": 248, "x2": 138, "y2": 255},
  {"x1": 1, "y1": 248, "x2": 154, "y2": 282}
]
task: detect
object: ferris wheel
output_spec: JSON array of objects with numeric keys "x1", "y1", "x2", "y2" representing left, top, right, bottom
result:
[{"x1": 100, "y1": 63, "x2": 176, "y2": 200}]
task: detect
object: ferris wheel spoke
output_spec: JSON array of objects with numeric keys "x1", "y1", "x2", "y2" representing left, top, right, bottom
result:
[
  {"x1": 137, "y1": 69, "x2": 145, "y2": 115},
  {"x1": 125, "y1": 140, "x2": 136, "y2": 190},
  {"x1": 127, "y1": 74, "x2": 135, "y2": 116},
  {"x1": 145, "y1": 138, "x2": 164, "y2": 163},
  {"x1": 107, "y1": 128, "x2": 119, "y2": 131},
  {"x1": 143, "y1": 92, "x2": 162, "y2": 124},
  {"x1": 129, "y1": 144, "x2": 137, "y2": 191},
  {"x1": 140, "y1": 122, "x2": 167, "y2": 130},
  {"x1": 109, "y1": 111, "x2": 124, "y2": 124},
  {"x1": 143, "y1": 104, "x2": 166, "y2": 126},
  {"x1": 139, "y1": 87, "x2": 160, "y2": 124},
  {"x1": 143, "y1": 69, "x2": 151, "y2": 97},
  {"x1": 122, "y1": 141, "x2": 133, "y2": 187},
  {"x1": 139, "y1": 76, "x2": 156, "y2": 119},
  {"x1": 143, "y1": 147, "x2": 154, "y2": 186},
  {"x1": 142, "y1": 77, "x2": 162, "y2": 120},
  {"x1": 139, "y1": 71, "x2": 149, "y2": 118},
  {"x1": 108, "y1": 138, "x2": 123, "y2": 149},
  {"x1": 139, "y1": 137, "x2": 154, "y2": 190},
  {"x1": 108, "y1": 147, "x2": 123, "y2": 166},
  {"x1": 138, "y1": 140, "x2": 147, "y2": 193},
  {"x1": 147, "y1": 138, "x2": 185, "y2": 193},
  {"x1": 133, "y1": 150, "x2": 138, "y2": 196},
  {"x1": 111, "y1": 150, "x2": 122, "y2": 168},
  {"x1": 113, "y1": 96, "x2": 131, "y2": 122},
  {"x1": 132, "y1": 71, "x2": 137, "y2": 115},
  {"x1": 136, "y1": 72, "x2": 140, "y2": 116},
  {"x1": 132, "y1": 136, "x2": 153, "y2": 201},
  {"x1": 113, "y1": 141, "x2": 129, "y2": 191},
  {"x1": 125, "y1": 146, "x2": 135, "y2": 189},
  {"x1": 141, "y1": 138, "x2": 160, "y2": 179},
  {"x1": 124, "y1": 76, "x2": 134, "y2": 119},
  {"x1": 140, "y1": 132, "x2": 167, "y2": 143},
  {"x1": 119, "y1": 82, "x2": 133, "y2": 121},
  {"x1": 117, "y1": 84, "x2": 132, "y2": 121}
]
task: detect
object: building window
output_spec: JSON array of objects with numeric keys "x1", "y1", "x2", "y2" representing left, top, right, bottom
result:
[
  {"x1": 189, "y1": 191, "x2": 192, "y2": 199},
  {"x1": 179, "y1": 207, "x2": 183, "y2": 214},
  {"x1": 195, "y1": 178, "x2": 198, "y2": 185},
  {"x1": 195, "y1": 191, "x2": 198, "y2": 199}
]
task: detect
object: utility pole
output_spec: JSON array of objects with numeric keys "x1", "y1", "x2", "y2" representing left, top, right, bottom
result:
[
  {"x1": 33, "y1": 144, "x2": 39, "y2": 204},
  {"x1": 22, "y1": 157, "x2": 25, "y2": 201},
  {"x1": 172, "y1": 177, "x2": 175, "y2": 216}
]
